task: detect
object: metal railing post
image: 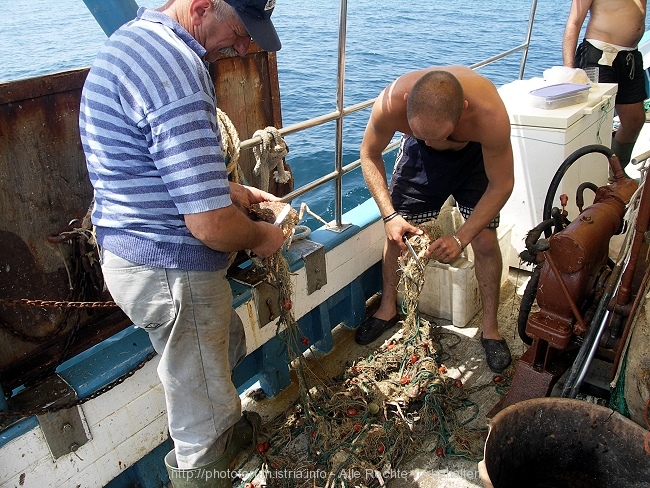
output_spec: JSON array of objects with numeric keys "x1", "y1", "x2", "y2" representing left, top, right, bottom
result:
[
  {"x1": 519, "y1": 0, "x2": 538, "y2": 80},
  {"x1": 334, "y1": 0, "x2": 349, "y2": 227}
]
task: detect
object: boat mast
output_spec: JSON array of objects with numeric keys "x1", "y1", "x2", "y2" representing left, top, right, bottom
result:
[{"x1": 82, "y1": 0, "x2": 138, "y2": 37}]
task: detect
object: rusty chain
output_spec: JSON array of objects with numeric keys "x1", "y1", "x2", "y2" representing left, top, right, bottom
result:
[
  {"x1": 0, "y1": 351, "x2": 157, "y2": 420},
  {"x1": 0, "y1": 298, "x2": 117, "y2": 344},
  {"x1": 0, "y1": 298, "x2": 117, "y2": 309},
  {"x1": 0, "y1": 221, "x2": 116, "y2": 344},
  {"x1": 0, "y1": 216, "x2": 156, "y2": 420}
]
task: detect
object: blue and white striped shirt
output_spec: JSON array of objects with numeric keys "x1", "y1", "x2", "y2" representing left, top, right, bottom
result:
[{"x1": 80, "y1": 8, "x2": 231, "y2": 271}]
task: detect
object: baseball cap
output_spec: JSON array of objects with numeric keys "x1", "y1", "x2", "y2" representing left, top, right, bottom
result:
[{"x1": 224, "y1": 0, "x2": 281, "y2": 52}]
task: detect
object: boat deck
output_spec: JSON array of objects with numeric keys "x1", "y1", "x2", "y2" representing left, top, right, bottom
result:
[{"x1": 232, "y1": 268, "x2": 532, "y2": 488}]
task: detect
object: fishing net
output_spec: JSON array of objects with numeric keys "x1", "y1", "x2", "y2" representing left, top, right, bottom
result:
[
  {"x1": 609, "y1": 353, "x2": 631, "y2": 418},
  {"x1": 249, "y1": 201, "x2": 300, "y2": 239},
  {"x1": 240, "y1": 216, "x2": 512, "y2": 488}
]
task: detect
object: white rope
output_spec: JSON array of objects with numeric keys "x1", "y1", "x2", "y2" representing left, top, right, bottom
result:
[
  {"x1": 252, "y1": 126, "x2": 291, "y2": 192},
  {"x1": 217, "y1": 108, "x2": 244, "y2": 184},
  {"x1": 290, "y1": 224, "x2": 311, "y2": 242}
]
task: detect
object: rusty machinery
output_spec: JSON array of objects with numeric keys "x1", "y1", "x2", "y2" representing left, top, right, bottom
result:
[{"x1": 488, "y1": 144, "x2": 649, "y2": 418}]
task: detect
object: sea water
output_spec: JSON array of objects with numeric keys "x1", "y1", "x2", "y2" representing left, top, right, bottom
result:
[{"x1": 1, "y1": 0, "x2": 578, "y2": 220}]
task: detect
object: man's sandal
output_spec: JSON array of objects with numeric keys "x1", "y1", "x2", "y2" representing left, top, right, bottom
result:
[
  {"x1": 480, "y1": 333, "x2": 512, "y2": 373},
  {"x1": 355, "y1": 315, "x2": 399, "y2": 345}
]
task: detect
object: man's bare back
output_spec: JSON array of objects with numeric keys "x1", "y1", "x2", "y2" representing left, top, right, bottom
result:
[
  {"x1": 370, "y1": 66, "x2": 508, "y2": 153},
  {"x1": 359, "y1": 65, "x2": 513, "y2": 261}
]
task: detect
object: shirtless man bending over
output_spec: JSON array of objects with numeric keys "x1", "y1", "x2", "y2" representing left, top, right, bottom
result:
[
  {"x1": 563, "y1": 0, "x2": 648, "y2": 172},
  {"x1": 357, "y1": 66, "x2": 514, "y2": 373}
]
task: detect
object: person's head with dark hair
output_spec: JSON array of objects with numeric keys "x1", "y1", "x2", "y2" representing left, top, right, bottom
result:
[{"x1": 406, "y1": 70, "x2": 465, "y2": 144}]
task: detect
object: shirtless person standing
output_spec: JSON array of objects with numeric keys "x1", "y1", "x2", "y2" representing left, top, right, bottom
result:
[
  {"x1": 563, "y1": 0, "x2": 647, "y2": 172},
  {"x1": 357, "y1": 66, "x2": 514, "y2": 373}
]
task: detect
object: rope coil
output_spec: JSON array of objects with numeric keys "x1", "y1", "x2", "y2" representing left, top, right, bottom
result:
[
  {"x1": 217, "y1": 108, "x2": 244, "y2": 184},
  {"x1": 252, "y1": 126, "x2": 291, "y2": 192}
]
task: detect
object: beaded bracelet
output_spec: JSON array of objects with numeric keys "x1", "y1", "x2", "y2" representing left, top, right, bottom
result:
[
  {"x1": 452, "y1": 235, "x2": 464, "y2": 251},
  {"x1": 382, "y1": 211, "x2": 399, "y2": 223}
]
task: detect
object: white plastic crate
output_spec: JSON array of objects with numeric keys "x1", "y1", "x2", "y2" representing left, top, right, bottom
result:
[{"x1": 415, "y1": 224, "x2": 512, "y2": 327}]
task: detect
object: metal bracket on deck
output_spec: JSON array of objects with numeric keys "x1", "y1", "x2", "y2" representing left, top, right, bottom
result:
[
  {"x1": 230, "y1": 262, "x2": 280, "y2": 328},
  {"x1": 291, "y1": 239, "x2": 327, "y2": 295},
  {"x1": 323, "y1": 221, "x2": 353, "y2": 234},
  {"x1": 38, "y1": 406, "x2": 90, "y2": 461},
  {"x1": 252, "y1": 281, "x2": 281, "y2": 327},
  {"x1": 10, "y1": 374, "x2": 91, "y2": 459},
  {"x1": 229, "y1": 239, "x2": 328, "y2": 327}
]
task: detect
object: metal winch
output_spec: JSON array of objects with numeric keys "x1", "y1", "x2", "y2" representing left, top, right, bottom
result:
[{"x1": 489, "y1": 145, "x2": 644, "y2": 417}]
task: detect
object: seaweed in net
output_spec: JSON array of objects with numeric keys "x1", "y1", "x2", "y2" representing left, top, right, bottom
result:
[{"x1": 244, "y1": 217, "x2": 499, "y2": 488}]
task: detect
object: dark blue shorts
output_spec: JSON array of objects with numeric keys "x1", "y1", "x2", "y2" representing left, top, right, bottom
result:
[
  {"x1": 574, "y1": 39, "x2": 647, "y2": 104},
  {"x1": 389, "y1": 136, "x2": 499, "y2": 228}
]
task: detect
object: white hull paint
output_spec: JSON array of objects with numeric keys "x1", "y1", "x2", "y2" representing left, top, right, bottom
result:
[{"x1": 1, "y1": 359, "x2": 166, "y2": 488}]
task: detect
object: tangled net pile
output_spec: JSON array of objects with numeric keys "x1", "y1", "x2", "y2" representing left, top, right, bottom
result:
[{"x1": 242, "y1": 215, "x2": 511, "y2": 488}]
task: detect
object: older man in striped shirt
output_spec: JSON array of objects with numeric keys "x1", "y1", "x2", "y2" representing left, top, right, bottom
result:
[{"x1": 79, "y1": 1, "x2": 283, "y2": 486}]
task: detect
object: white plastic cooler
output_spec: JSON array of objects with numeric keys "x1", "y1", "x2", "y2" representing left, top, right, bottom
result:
[{"x1": 497, "y1": 81, "x2": 618, "y2": 269}]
